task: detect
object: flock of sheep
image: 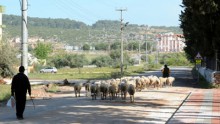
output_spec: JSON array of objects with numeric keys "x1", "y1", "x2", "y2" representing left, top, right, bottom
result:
[{"x1": 66, "y1": 76, "x2": 175, "y2": 103}]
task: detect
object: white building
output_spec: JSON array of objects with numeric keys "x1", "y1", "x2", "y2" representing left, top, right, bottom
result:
[{"x1": 157, "y1": 32, "x2": 185, "y2": 52}]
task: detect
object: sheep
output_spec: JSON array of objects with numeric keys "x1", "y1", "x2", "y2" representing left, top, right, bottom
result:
[
  {"x1": 109, "y1": 79, "x2": 120, "y2": 98},
  {"x1": 84, "y1": 80, "x2": 91, "y2": 97},
  {"x1": 73, "y1": 82, "x2": 83, "y2": 97},
  {"x1": 108, "y1": 84, "x2": 116, "y2": 100},
  {"x1": 115, "y1": 79, "x2": 121, "y2": 97},
  {"x1": 119, "y1": 80, "x2": 129, "y2": 100},
  {"x1": 90, "y1": 81, "x2": 101, "y2": 100},
  {"x1": 128, "y1": 84, "x2": 135, "y2": 102},
  {"x1": 90, "y1": 84, "x2": 98, "y2": 100},
  {"x1": 108, "y1": 82, "x2": 117, "y2": 100},
  {"x1": 159, "y1": 77, "x2": 168, "y2": 87},
  {"x1": 166, "y1": 77, "x2": 175, "y2": 87},
  {"x1": 149, "y1": 76, "x2": 161, "y2": 89},
  {"x1": 63, "y1": 78, "x2": 70, "y2": 86},
  {"x1": 100, "y1": 81, "x2": 109, "y2": 100},
  {"x1": 140, "y1": 77, "x2": 148, "y2": 90},
  {"x1": 144, "y1": 77, "x2": 151, "y2": 88},
  {"x1": 135, "y1": 77, "x2": 142, "y2": 91}
]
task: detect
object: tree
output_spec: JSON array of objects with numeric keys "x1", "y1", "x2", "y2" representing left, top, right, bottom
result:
[
  {"x1": 127, "y1": 41, "x2": 138, "y2": 51},
  {"x1": 180, "y1": 0, "x2": 220, "y2": 70},
  {"x1": 110, "y1": 42, "x2": 121, "y2": 50},
  {"x1": 70, "y1": 54, "x2": 89, "y2": 73},
  {"x1": 0, "y1": 41, "x2": 19, "y2": 78},
  {"x1": 82, "y1": 44, "x2": 90, "y2": 51},
  {"x1": 91, "y1": 56, "x2": 112, "y2": 67},
  {"x1": 34, "y1": 42, "x2": 52, "y2": 59},
  {"x1": 95, "y1": 42, "x2": 108, "y2": 50},
  {"x1": 109, "y1": 50, "x2": 133, "y2": 68}
]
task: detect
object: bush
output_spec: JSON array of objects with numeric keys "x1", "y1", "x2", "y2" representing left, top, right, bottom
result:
[
  {"x1": 82, "y1": 44, "x2": 90, "y2": 51},
  {"x1": 159, "y1": 52, "x2": 192, "y2": 66},
  {"x1": 110, "y1": 71, "x2": 131, "y2": 78},
  {"x1": 91, "y1": 56, "x2": 112, "y2": 67},
  {"x1": 111, "y1": 72, "x2": 122, "y2": 78},
  {"x1": 0, "y1": 84, "x2": 11, "y2": 102},
  {"x1": 145, "y1": 63, "x2": 161, "y2": 70},
  {"x1": 49, "y1": 54, "x2": 89, "y2": 70}
]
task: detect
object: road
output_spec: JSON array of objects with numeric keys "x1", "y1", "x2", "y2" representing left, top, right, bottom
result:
[{"x1": 0, "y1": 67, "x2": 197, "y2": 124}]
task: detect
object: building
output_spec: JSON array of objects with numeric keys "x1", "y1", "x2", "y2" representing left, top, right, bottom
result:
[{"x1": 157, "y1": 32, "x2": 185, "y2": 52}]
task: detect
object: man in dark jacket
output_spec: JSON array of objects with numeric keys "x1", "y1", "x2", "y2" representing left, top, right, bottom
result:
[
  {"x1": 161, "y1": 64, "x2": 170, "y2": 78},
  {"x1": 11, "y1": 66, "x2": 31, "y2": 120}
]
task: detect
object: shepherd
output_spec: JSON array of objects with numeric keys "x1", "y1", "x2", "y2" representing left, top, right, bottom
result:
[
  {"x1": 161, "y1": 64, "x2": 170, "y2": 78},
  {"x1": 11, "y1": 66, "x2": 31, "y2": 120}
]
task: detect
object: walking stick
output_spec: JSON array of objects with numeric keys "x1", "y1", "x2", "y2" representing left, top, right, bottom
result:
[{"x1": 29, "y1": 95, "x2": 35, "y2": 110}]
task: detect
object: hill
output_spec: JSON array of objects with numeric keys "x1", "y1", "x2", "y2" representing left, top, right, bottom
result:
[{"x1": 2, "y1": 14, "x2": 182, "y2": 45}]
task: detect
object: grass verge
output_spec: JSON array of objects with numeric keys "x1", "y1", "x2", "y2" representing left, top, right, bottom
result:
[
  {"x1": 0, "y1": 84, "x2": 11, "y2": 102},
  {"x1": 29, "y1": 66, "x2": 145, "y2": 80}
]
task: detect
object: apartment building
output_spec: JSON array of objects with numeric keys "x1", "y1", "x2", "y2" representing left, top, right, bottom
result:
[{"x1": 157, "y1": 32, "x2": 185, "y2": 52}]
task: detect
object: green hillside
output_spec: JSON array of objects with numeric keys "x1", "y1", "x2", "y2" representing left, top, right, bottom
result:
[{"x1": 2, "y1": 14, "x2": 182, "y2": 45}]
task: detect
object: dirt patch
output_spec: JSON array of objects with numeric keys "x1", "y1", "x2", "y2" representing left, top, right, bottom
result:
[
  {"x1": 31, "y1": 84, "x2": 75, "y2": 99},
  {"x1": 0, "y1": 79, "x2": 6, "y2": 84}
]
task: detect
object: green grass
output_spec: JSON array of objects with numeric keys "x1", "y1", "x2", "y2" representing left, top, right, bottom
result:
[
  {"x1": 0, "y1": 84, "x2": 11, "y2": 102},
  {"x1": 29, "y1": 66, "x2": 145, "y2": 80}
]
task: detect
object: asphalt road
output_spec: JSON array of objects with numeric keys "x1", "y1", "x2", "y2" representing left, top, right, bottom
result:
[{"x1": 0, "y1": 67, "x2": 195, "y2": 124}]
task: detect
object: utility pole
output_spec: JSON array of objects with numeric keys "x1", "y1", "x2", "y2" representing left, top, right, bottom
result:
[
  {"x1": 145, "y1": 30, "x2": 148, "y2": 64},
  {"x1": 21, "y1": 0, "x2": 28, "y2": 75},
  {"x1": 138, "y1": 39, "x2": 141, "y2": 65},
  {"x1": 155, "y1": 42, "x2": 159, "y2": 64},
  {"x1": 116, "y1": 8, "x2": 127, "y2": 77}
]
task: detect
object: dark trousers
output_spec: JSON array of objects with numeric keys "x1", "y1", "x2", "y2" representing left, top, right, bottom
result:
[{"x1": 15, "y1": 94, "x2": 26, "y2": 118}]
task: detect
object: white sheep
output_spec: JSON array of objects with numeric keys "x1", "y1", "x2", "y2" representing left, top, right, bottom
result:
[
  {"x1": 73, "y1": 82, "x2": 83, "y2": 97},
  {"x1": 159, "y1": 77, "x2": 168, "y2": 87},
  {"x1": 149, "y1": 76, "x2": 161, "y2": 89},
  {"x1": 166, "y1": 77, "x2": 175, "y2": 87}
]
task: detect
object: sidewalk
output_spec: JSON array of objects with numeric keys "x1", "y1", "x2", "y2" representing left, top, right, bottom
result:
[{"x1": 167, "y1": 89, "x2": 220, "y2": 124}]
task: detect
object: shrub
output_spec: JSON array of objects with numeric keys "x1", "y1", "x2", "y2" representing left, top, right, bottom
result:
[
  {"x1": 91, "y1": 56, "x2": 112, "y2": 67},
  {"x1": 0, "y1": 84, "x2": 11, "y2": 102}
]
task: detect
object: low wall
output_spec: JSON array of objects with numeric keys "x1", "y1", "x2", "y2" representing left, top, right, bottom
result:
[{"x1": 198, "y1": 67, "x2": 220, "y2": 84}]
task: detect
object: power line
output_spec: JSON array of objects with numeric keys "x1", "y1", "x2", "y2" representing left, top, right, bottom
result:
[
  {"x1": 54, "y1": 0, "x2": 96, "y2": 24},
  {"x1": 69, "y1": 0, "x2": 100, "y2": 20}
]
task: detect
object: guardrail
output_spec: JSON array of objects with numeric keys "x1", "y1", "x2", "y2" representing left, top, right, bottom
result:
[{"x1": 198, "y1": 67, "x2": 220, "y2": 84}]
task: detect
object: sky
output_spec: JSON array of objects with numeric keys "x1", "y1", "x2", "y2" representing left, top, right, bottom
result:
[{"x1": 0, "y1": 0, "x2": 183, "y2": 26}]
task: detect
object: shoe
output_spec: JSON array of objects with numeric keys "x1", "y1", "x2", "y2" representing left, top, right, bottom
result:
[{"x1": 17, "y1": 116, "x2": 24, "y2": 120}]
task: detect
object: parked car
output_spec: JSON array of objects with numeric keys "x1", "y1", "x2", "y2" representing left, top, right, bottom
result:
[{"x1": 40, "y1": 67, "x2": 57, "y2": 73}]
